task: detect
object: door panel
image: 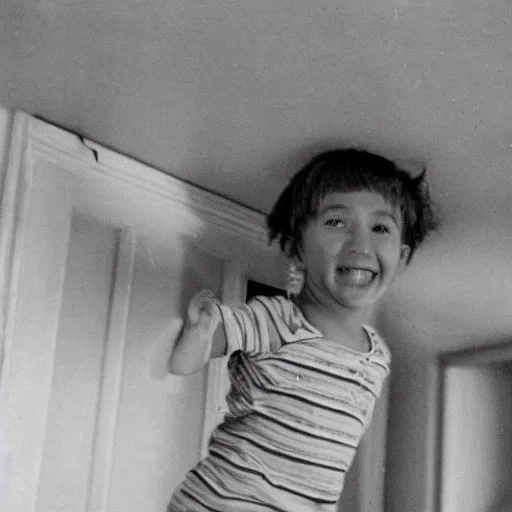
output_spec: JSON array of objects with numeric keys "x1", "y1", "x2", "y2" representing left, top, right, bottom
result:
[
  {"x1": 36, "y1": 214, "x2": 119, "y2": 512},
  {"x1": 107, "y1": 237, "x2": 221, "y2": 511},
  {"x1": 4, "y1": 147, "x2": 223, "y2": 511},
  {"x1": 6, "y1": 164, "x2": 74, "y2": 512}
]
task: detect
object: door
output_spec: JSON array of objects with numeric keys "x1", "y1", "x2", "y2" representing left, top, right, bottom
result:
[{"x1": 0, "y1": 113, "x2": 286, "y2": 512}]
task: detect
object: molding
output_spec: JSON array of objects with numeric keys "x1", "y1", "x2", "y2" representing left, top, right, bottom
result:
[
  {"x1": 201, "y1": 259, "x2": 245, "y2": 457},
  {"x1": 0, "y1": 107, "x2": 14, "y2": 200},
  {"x1": 0, "y1": 112, "x2": 32, "y2": 385},
  {"x1": 87, "y1": 229, "x2": 136, "y2": 512},
  {"x1": 440, "y1": 342, "x2": 512, "y2": 367},
  {"x1": 28, "y1": 115, "x2": 269, "y2": 246},
  {"x1": 424, "y1": 360, "x2": 443, "y2": 512}
]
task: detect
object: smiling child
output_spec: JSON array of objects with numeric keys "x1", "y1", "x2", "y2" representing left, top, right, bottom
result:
[{"x1": 167, "y1": 148, "x2": 437, "y2": 511}]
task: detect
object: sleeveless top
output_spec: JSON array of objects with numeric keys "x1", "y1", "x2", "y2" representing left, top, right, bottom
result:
[{"x1": 168, "y1": 295, "x2": 391, "y2": 512}]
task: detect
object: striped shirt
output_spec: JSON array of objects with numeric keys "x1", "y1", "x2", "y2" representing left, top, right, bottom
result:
[{"x1": 168, "y1": 295, "x2": 391, "y2": 512}]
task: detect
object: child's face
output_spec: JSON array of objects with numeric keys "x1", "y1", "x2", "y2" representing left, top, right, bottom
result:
[{"x1": 298, "y1": 190, "x2": 410, "y2": 311}]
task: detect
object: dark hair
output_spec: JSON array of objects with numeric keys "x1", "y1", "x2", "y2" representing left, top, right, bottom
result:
[{"x1": 267, "y1": 148, "x2": 438, "y2": 264}]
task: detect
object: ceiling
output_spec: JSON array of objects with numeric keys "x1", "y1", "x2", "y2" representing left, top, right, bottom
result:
[{"x1": 1, "y1": 0, "x2": 512, "y2": 352}]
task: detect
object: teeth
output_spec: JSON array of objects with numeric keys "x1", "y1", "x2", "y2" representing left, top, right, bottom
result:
[{"x1": 338, "y1": 268, "x2": 374, "y2": 285}]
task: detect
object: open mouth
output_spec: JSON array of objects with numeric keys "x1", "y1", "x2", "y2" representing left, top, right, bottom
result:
[{"x1": 336, "y1": 267, "x2": 376, "y2": 286}]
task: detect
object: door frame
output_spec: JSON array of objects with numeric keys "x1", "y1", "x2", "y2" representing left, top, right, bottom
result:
[{"x1": 430, "y1": 342, "x2": 512, "y2": 512}]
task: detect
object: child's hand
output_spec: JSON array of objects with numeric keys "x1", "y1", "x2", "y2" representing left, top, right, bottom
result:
[
  {"x1": 169, "y1": 290, "x2": 224, "y2": 374},
  {"x1": 186, "y1": 289, "x2": 220, "y2": 327}
]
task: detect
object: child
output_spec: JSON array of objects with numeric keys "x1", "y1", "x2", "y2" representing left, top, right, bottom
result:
[{"x1": 167, "y1": 148, "x2": 437, "y2": 511}]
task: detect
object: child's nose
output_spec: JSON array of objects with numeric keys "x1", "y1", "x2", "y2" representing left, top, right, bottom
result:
[{"x1": 347, "y1": 227, "x2": 371, "y2": 255}]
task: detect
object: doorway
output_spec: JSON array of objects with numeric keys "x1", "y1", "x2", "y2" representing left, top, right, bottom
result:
[{"x1": 436, "y1": 344, "x2": 512, "y2": 512}]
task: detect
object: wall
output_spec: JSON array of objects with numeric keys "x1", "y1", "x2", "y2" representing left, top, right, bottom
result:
[
  {"x1": 378, "y1": 282, "x2": 512, "y2": 512},
  {"x1": 376, "y1": 295, "x2": 439, "y2": 512}
]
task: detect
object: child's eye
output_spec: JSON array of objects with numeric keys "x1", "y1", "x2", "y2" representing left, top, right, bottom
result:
[
  {"x1": 325, "y1": 219, "x2": 345, "y2": 228},
  {"x1": 373, "y1": 224, "x2": 390, "y2": 234}
]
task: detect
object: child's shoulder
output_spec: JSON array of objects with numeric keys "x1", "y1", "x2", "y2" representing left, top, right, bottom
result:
[
  {"x1": 247, "y1": 294, "x2": 323, "y2": 342},
  {"x1": 246, "y1": 294, "x2": 298, "y2": 331},
  {"x1": 247, "y1": 293, "x2": 291, "y2": 314}
]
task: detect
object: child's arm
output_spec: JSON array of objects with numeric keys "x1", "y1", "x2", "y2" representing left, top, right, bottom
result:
[{"x1": 168, "y1": 290, "x2": 227, "y2": 375}]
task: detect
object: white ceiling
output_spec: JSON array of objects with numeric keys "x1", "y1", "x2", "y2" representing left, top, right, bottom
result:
[{"x1": 1, "y1": 0, "x2": 512, "y2": 352}]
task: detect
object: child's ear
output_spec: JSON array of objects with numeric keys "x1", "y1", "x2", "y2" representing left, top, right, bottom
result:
[
  {"x1": 398, "y1": 244, "x2": 411, "y2": 273},
  {"x1": 284, "y1": 236, "x2": 303, "y2": 264},
  {"x1": 283, "y1": 237, "x2": 295, "y2": 259}
]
